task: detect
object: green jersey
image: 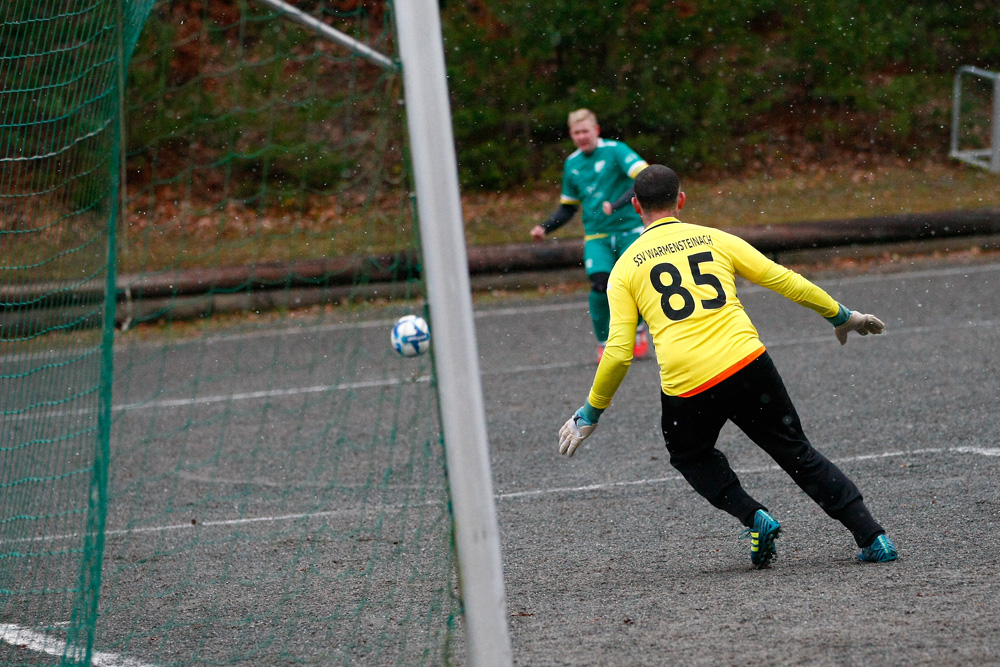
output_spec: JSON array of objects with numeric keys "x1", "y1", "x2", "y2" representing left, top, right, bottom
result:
[{"x1": 560, "y1": 139, "x2": 648, "y2": 235}]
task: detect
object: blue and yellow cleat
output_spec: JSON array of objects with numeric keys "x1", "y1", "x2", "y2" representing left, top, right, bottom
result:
[
  {"x1": 740, "y1": 509, "x2": 781, "y2": 569},
  {"x1": 857, "y1": 534, "x2": 898, "y2": 563}
]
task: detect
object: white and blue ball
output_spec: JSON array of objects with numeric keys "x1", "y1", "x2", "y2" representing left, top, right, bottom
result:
[{"x1": 391, "y1": 314, "x2": 430, "y2": 357}]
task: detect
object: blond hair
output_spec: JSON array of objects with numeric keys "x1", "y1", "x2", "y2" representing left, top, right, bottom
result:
[{"x1": 567, "y1": 108, "x2": 597, "y2": 127}]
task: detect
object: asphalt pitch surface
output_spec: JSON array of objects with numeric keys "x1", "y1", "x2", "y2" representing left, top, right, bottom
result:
[
  {"x1": 8, "y1": 254, "x2": 998, "y2": 666},
  {"x1": 486, "y1": 255, "x2": 1000, "y2": 666}
]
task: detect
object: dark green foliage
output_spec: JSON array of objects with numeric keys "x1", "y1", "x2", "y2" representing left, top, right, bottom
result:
[
  {"x1": 124, "y1": 1, "x2": 400, "y2": 205},
  {"x1": 441, "y1": 0, "x2": 1000, "y2": 186},
  {"x1": 117, "y1": 1, "x2": 1000, "y2": 190},
  {"x1": 0, "y1": 2, "x2": 121, "y2": 215}
]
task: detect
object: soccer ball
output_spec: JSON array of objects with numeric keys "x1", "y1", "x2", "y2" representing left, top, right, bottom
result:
[{"x1": 391, "y1": 314, "x2": 430, "y2": 357}]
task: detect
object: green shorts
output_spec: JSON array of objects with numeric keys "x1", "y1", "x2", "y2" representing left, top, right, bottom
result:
[{"x1": 583, "y1": 227, "x2": 644, "y2": 276}]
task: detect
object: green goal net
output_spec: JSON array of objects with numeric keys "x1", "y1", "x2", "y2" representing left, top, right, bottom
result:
[
  {"x1": 0, "y1": 1, "x2": 122, "y2": 662},
  {"x1": 1, "y1": 1, "x2": 461, "y2": 664}
]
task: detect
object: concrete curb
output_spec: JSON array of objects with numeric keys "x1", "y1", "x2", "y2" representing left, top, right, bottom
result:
[{"x1": 3, "y1": 208, "x2": 1000, "y2": 330}]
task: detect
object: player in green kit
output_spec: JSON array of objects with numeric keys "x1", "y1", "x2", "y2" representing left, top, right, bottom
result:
[
  {"x1": 557, "y1": 165, "x2": 898, "y2": 568},
  {"x1": 531, "y1": 109, "x2": 650, "y2": 362}
]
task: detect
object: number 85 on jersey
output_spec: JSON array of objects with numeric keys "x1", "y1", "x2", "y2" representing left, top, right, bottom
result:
[{"x1": 648, "y1": 251, "x2": 727, "y2": 322}]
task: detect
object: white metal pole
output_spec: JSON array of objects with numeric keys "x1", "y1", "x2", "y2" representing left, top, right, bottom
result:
[
  {"x1": 253, "y1": 0, "x2": 397, "y2": 70},
  {"x1": 991, "y1": 76, "x2": 1000, "y2": 173},
  {"x1": 392, "y1": 2, "x2": 513, "y2": 666},
  {"x1": 950, "y1": 70, "x2": 962, "y2": 160}
]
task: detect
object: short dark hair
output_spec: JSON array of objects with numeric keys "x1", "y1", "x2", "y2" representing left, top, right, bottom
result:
[{"x1": 633, "y1": 165, "x2": 680, "y2": 211}]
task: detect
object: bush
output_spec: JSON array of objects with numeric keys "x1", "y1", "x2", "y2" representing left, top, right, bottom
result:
[{"x1": 441, "y1": 0, "x2": 1000, "y2": 186}]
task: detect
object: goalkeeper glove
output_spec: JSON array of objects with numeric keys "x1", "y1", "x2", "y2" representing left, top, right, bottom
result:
[
  {"x1": 558, "y1": 404, "x2": 601, "y2": 456},
  {"x1": 835, "y1": 310, "x2": 885, "y2": 345}
]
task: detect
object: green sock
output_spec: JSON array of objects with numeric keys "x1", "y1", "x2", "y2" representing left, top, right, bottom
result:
[{"x1": 589, "y1": 290, "x2": 610, "y2": 342}]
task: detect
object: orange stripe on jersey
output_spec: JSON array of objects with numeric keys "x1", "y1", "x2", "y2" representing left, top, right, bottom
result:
[{"x1": 678, "y1": 346, "x2": 766, "y2": 397}]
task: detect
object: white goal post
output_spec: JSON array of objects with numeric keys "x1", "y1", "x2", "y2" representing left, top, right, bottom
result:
[
  {"x1": 950, "y1": 65, "x2": 1000, "y2": 174},
  {"x1": 249, "y1": 2, "x2": 514, "y2": 663},
  {"x1": 393, "y1": 4, "x2": 515, "y2": 666}
]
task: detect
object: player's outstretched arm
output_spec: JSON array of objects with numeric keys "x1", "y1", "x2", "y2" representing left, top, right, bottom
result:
[
  {"x1": 558, "y1": 402, "x2": 604, "y2": 456},
  {"x1": 532, "y1": 203, "x2": 579, "y2": 241},
  {"x1": 602, "y1": 186, "x2": 635, "y2": 215}
]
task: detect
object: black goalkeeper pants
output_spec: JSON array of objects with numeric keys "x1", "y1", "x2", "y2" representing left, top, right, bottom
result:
[{"x1": 660, "y1": 351, "x2": 883, "y2": 548}]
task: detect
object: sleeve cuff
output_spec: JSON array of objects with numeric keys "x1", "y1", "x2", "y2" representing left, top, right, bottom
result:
[
  {"x1": 581, "y1": 401, "x2": 605, "y2": 424},
  {"x1": 627, "y1": 161, "x2": 649, "y2": 179},
  {"x1": 825, "y1": 304, "x2": 851, "y2": 327}
]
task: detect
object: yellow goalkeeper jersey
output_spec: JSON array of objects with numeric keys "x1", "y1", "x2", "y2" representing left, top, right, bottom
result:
[{"x1": 588, "y1": 217, "x2": 841, "y2": 405}]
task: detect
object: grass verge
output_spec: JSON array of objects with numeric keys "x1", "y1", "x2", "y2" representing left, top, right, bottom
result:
[{"x1": 463, "y1": 158, "x2": 1000, "y2": 246}]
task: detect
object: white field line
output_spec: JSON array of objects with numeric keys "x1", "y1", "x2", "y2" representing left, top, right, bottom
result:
[
  {"x1": 496, "y1": 445, "x2": 1000, "y2": 499},
  {"x1": 3, "y1": 262, "x2": 997, "y2": 366},
  {"x1": 2, "y1": 362, "x2": 585, "y2": 421},
  {"x1": 2, "y1": 445, "x2": 996, "y2": 549},
  {"x1": 745, "y1": 261, "x2": 1000, "y2": 291},
  {"x1": 4, "y1": 312, "x2": 994, "y2": 424},
  {"x1": 3, "y1": 446, "x2": 996, "y2": 664},
  {"x1": 122, "y1": 263, "x2": 1000, "y2": 347},
  {"x1": 127, "y1": 262, "x2": 1000, "y2": 345},
  {"x1": 0, "y1": 623, "x2": 156, "y2": 667},
  {"x1": 1, "y1": 376, "x2": 435, "y2": 422},
  {"x1": 0, "y1": 303, "x2": 585, "y2": 366},
  {"x1": 2, "y1": 498, "x2": 446, "y2": 547}
]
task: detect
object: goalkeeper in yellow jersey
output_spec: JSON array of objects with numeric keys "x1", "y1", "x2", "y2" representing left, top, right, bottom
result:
[{"x1": 558, "y1": 164, "x2": 897, "y2": 568}]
